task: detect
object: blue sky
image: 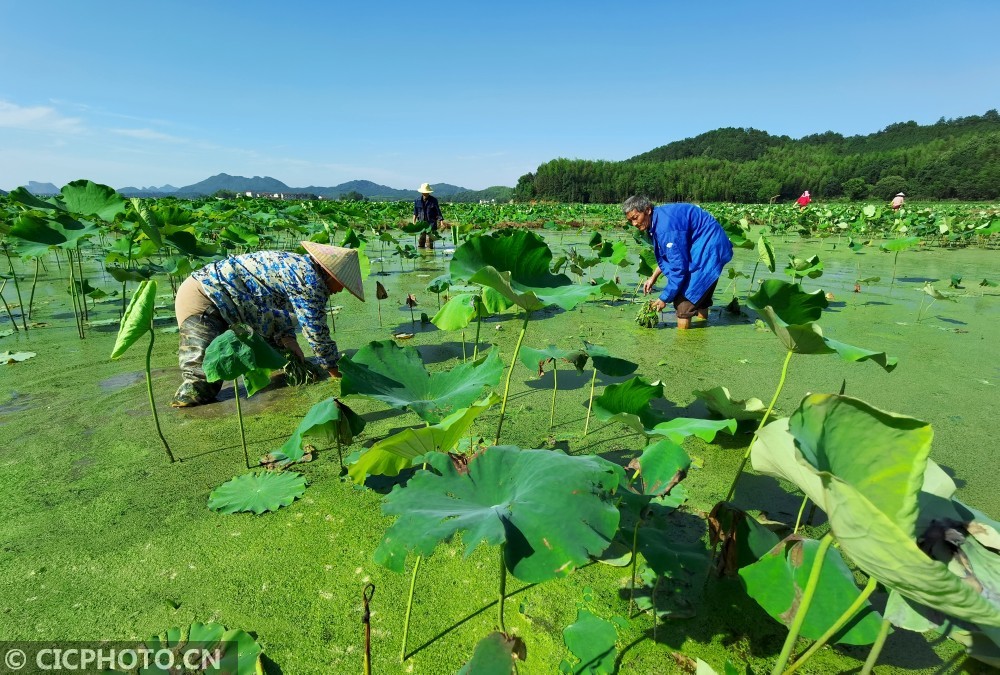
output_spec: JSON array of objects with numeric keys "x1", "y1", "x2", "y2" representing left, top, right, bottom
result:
[{"x1": 1, "y1": 0, "x2": 997, "y2": 192}]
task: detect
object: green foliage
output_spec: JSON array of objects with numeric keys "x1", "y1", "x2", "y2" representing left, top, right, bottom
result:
[
  {"x1": 373, "y1": 446, "x2": 621, "y2": 582},
  {"x1": 340, "y1": 339, "x2": 503, "y2": 423},
  {"x1": 559, "y1": 608, "x2": 619, "y2": 674},
  {"x1": 739, "y1": 535, "x2": 884, "y2": 644},
  {"x1": 144, "y1": 622, "x2": 263, "y2": 675},
  {"x1": 110, "y1": 279, "x2": 156, "y2": 359},
  {"x1": 693, "y1": 386, "x2": 768, "y2": 422},
  {"x1": 277, "y1": 398, "x2": 365, "y2": 462},
  {"x1": 208, "y1": 472, "x2": 307, "y2": 514},
  {"x1": 458, "y1": 632, "x2": 524, "y2": 674},
  {"x1": 203, "y1": 326, "x2": 286, "y2": 395}
]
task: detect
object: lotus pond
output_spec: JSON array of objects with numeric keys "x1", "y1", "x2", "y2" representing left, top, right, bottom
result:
[{"x1": 1, "y1": 199, "x2": 999, "y2": 674}]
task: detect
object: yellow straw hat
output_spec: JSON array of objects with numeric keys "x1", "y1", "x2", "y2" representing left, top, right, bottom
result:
[
  {"x1": 418, "y1": 183, "x2": 434, "y2": 194},
  {"x1": 300, "y1": 241, "x2": 365, "y2": 301}
]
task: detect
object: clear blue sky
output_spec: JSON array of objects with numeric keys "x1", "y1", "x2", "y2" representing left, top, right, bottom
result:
[{"x1": 2, "y1": 0, "x2": 997, "y2": 192}]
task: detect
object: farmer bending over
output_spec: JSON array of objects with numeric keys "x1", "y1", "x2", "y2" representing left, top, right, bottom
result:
[
  {"x1": 170, "y1": 242, "x2": 365, "y2": 407},
  {"x1": 624, "y1": 196, "x2": 733, "y2": 329}
]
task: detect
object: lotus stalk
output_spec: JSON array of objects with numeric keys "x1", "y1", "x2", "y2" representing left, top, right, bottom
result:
[
  {"x1": 144, "y1": 320, "x2": 174, "y2": 463},
  {"x1": 494, "y1": 311, "x2": 530, "y2": 445},
  {"x1": 0, "y1": 279, "x2": 19, "y2": 332},
  {"x1": 498, "y1": 545, "x2": 508, "y2": 631},
  {"x1": 860, "y1": 619, "x2": 892, "y2": 675},
  {"x1": 2, "y1": 244, "x2": 28, "y2": 331},
  {"x1": 400, "y1": 555, "x2": 422, "y2": 662},
  {"x1": 234, "y1": 378, "x2": 251, "y2": 469},
  {"x1": 549, "y1": 363, "x2": 558, "y2": 430},
  {"x1": 582, "y1": 367, "x2": 598, "y2": 436},
  {"x1": 784, "y1": 576, "x2": 878, "y2": 674},
  {"x1": 771, "y1": 533, "x2": 833, "y2": 675},
  {"x1": 27, "y1": 257, "x2": 40, "y2": 321}
]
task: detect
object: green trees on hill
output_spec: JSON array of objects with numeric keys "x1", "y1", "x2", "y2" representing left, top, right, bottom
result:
[{"x1": 514, "y1": 111, "x2": 1000, "y2": 203}]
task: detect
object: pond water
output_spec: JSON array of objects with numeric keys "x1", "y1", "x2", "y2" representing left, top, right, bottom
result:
[{"x1": 0, "y1": 231, "x2": 997, "y2": 673}]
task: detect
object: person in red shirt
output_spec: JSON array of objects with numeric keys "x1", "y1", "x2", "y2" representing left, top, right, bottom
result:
[{"x1": 796, "y1": 191, "x2": 811, "y2": 208}]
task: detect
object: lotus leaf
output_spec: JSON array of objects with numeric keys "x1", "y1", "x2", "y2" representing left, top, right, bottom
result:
[
  {"x1": 649, "y1": 417, "x2": 737, "y2": 444},
  {"x1": 165, "y1": 230, "x2": 219, "y2": 258},
  {"x1": 348, "y1": 393, "x2": 499, "y2": 483},
  {"x1": 340, "y1": 340, "x2": 503, "y2": 423},
  {"x1": 739, "y1": 535, "x2": 883, "y2": 645},
  {"x1": 208, "y1": 471, "x2": 306, "y2": 514},
  {"x1": 59, "y1": 180, "x2": 126, "y2": 222},
  {"x1": 592, "y1": 376, "x2": 665, "y2": 436},
  {"x1": 431, "y1": 293, "x2": 485, "y2": 331},
  {"x1": 203, "y1": 326, "x2": 286, "y2": 390},
  {"x1": 451, "y1": 230, "x2": 597, "y2": 311},
  {"x1": 708, "y1": 502, "x2": 782, "y2": 576},
  {"x1": 757, "y1": 235, "x2": 776, "y2": 272},
  {"x1": 748, "y1": 279, "x2": 828, "y2": 325},
  {"x1": 559, "y1": 608, "x2": 618, "y2": 674},
  {"x1": 880, "y1": 236, "x2": 921, "y2": 252},
  {"x1": 10, "y1": 212, "x2": 99, "y2": 248},
  {"x1": 143, "y1": 621, "x2": 263, "y2": 675},
  {"x1": 751, "y1": 394, "x2": 1000, "y2": 630},
  {"x1": 374, "y1": 446, "x2": 620, "y2": 582},
  {"x1": 519, "y1": 345, "x2": 588, "y2": 376},
  {"x1": 1, "y1": 351, "x2": 37, "y2": 364},
  {"x1": 458, "y1": 632, "x2": 524, "y2": 675},
  {"x1": 110, "y1": 279, "x2": 157, "y2": 359},
  {"x1": 885, "y1": 591, "x2": 1000, "y2": 667},
  {"x1": 694, "y1": 658, "x2": 743, "y2": 675},
  {"x1": 426, "y1": 274, "x2": 451, "y2": 294},
  {"x1": 784, "y1": 254, "x2": 823, "y2": 279},
  {"x1": 127, "y1": 197, "x2": 163, "y2": 247},
  {"x1": 693, "y1": 386, "x2": 768, "y2": 422},
  {"x1": 279, "y1": 398, "x2": 366, "y2": 462}
]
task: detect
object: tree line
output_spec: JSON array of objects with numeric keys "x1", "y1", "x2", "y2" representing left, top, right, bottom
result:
[{"x1": 514, "y1": 111, "x2": 1000, "y2": 203}]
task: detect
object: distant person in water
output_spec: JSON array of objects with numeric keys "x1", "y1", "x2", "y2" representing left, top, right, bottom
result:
[
  {"x1": 413, "y1": 183, "x2": 445, "y2": 249},
  {"x1": 891, "y1": 192, "x2": 905, "y2": 210},
  {"x1": 169, "y1": 242, "x2": 364, "y2": 407},
  {"x1": 623, "y1": 196, "x2": 734, "y2": 329},
  {"x1": 796, "y1": 190, "x2": 811, "y2": 208}
]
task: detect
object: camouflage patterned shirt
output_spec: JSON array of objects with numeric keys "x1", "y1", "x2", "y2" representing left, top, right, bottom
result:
[{"x1": 193, "y1": 251, "x2": 339, "y2": 366}]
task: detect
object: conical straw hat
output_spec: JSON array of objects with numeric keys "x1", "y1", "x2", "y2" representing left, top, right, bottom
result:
[{"x1": 300, "y1": 241, "x2": 365, "y2": 302}]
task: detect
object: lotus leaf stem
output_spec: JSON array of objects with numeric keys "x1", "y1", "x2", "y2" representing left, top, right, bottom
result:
[
  {"x1": 860, "y1": 617, "x2": 891, "y2": 675},
  {"x1": 784, "y1": 575, "x2": 878, "y2": 674},
  {"x1": 628, "y1": 519, "x2": 641, "y2": 616},
  {"x1": 461, "y1": 329, "x2": 467, "y2": 362},
  {"x1": 400, "y1": 555, "x2": 422, "y2": 662},
  {"x1": 498, "y1": 545, "x2": 508, "y2": 631},
  {"x1": 726, "y1": 348, "x2": 793, "y2": 502},
  {"x1": 793, "y1": 495, "x2": 809, "y2": 534},
  {"x1": 65, "y1": 249, "x2": 85, "y2": 339},
  {"x1": 2, "y1": 245, "x2": 28, "y2": 331},
  {"x1": 582, "y1": 367, "x2": 598, "y2": 436},
  {"x1": 145, "y1": 323, "x2": 174, "y2": 462},
  {"x1": 771, "y1": 534, "x2": 834, "y2": 675},
  {"x1": 472, "y1": 305, "x2": 483, "y2": 361},
  {"x1": 494, "y1": 311, "x2": 530, "y2": 445},
  {"x1": 549, "y1": 363, "x2": 558, "y2": 430},
  {"x1": 75, "y1": 244, "x2": 88, "y2": 322},
  {"x1": 234, "y1": 377, "x2": 250, "y2": 469},
  {"x1": 28, "y1": 257, "x2": 40, "y2": 321}
]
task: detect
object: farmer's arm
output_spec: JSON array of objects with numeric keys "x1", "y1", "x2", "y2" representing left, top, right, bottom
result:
[
  {"x1": 643, "y1": 268, "x2": 662, "y2": 294},
  {"x1": 287, "y1": 286, "x2": 340, "y2": 371}
]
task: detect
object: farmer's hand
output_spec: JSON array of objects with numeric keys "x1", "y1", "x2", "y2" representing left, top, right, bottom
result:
[
  {"x1": 651, "y1": 299, "x2": 667, "y2": 311},
  {"x1": 281, "y1": 336, "x2": 305, "y2": 360},
  {"x1": 643, "y1": 277, "x2": 656, "y2": 294}
]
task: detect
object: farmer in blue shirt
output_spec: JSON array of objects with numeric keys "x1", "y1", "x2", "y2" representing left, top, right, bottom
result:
[
  {"x1": 413, "y1": 182, "x2": 445, "y2": 249},
  {"x1": 623, "y1": 196, "x2": 733, "y2": 329},
  {"x1": 169, "y1": 242, "x2": 365, "y2": 407}
]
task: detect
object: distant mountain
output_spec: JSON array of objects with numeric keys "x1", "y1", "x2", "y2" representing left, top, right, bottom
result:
[
  {"x1": 118, "y1": 184, "x2": 178, "y2": 196},
  {"x1": 23, "y1": 181, "x2": 60, "y2": 196}
]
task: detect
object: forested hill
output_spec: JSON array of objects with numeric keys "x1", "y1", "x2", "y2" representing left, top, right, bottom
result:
[{"x1": 514, "y1": 110, "x2": 1000, "y2": 203}]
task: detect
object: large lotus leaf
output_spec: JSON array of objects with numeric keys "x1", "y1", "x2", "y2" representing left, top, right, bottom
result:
[
  {"x1": 203, "y1": 327, "x2": 286, "y2": 382},
  {"x1": 637, "y1": 523, "x2": 710, "y2": 580},
  {"x1": 747, "y1": 279, "x2": 828, "y2": 325},
  {"x1": 583, "y1": 341, "x2": 638, "y2": 377},
  {"x1": 127, "y1": 198, "x2": 163, "y2": 247},
  {"x1": 7, "y1": 186, "x2": 65, "y2": 212},
  {"x1": 142, "y1": 621, "x2": 263, "y2": 675},
  {"x1": 207, "y1": 472, "x2": 306, "y2": 514},
  {"x1": 452, "y1": 230, "x2": 598, "y2": 311},
  {"x1": 426, "y1": 274, "x2": 451, "y2": 294},
  {"x1": 347, "y1": 393, "x2": 499, "y2": 483},
  {"x1": 739, "y1": 535, "x2": 883, "y2": 645},
  {"x1": 753, "y1": 395, "x2": 1000, "y2": 629},
  {"x1": 559, "y1": 608, "x2": 618, "y2": 674},
  {"x1": 885, "y1": 591, "x2": 1000, "y2": 667},
  {"x1": 458, "y1": 632, "x2": 524, "y2": 675},
  {"x1": 165, "y1": 229, "x2": 219, "y2": 258},
  {"x1": 111, "y1": 279, "x2": 157, "y2": 359},
  {"x1": 340, "y1": 340, "x2": 503, "y2": 423},
  {"x1": 636, "y1": 247, "x2": 657, "y2": 277},
  {"x1": 880, "y1": 236, "x2": 921, "y2": 252},
  {"x1": 693, "y1": 386, "x2": 768, "y2": 422},
  {"x1": 373, "y1": 446, "x2": 620, "y2": 582},
  {"x1": 519, "y1": 345, "x2": 588, "y2": 376},
  {"x1": 151, "y1": 203, "x2": 196, "y2": 227},
  {"x1": 816, "y1": 336, "x2": 898, "y2": 372},
  {"x1": 280, "y1": 398, "x2": 366, "y2": 462},
  {"x1": 648, "y1": 417, "x2": 737, "y2": 445},
  {"x1": 59, "y1": 180, "x2": 125, "y2": 222},
  {"x1": 431, "y1": 293, "x2": 488, "y2": 330},
  {"x1": 593, "y1": 376, "x2": 666, "y2": 436},
  {"x1": 10, "y1": 212, "x2": 99, "y2": 248}
]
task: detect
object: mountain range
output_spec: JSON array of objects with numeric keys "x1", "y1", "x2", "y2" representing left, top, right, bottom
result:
[{"x1": 12, "y1": 174, "x2": 508, "y2": 202}]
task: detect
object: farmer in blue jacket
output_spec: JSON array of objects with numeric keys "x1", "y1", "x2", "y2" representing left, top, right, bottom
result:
[{"x1": 623, "y1": 196, "x2": 734, "y2": 329}]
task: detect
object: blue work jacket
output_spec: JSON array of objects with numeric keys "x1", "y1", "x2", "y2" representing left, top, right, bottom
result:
[{"x1": 649, "y1": 204, "x2": 734, "y2": 304}]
